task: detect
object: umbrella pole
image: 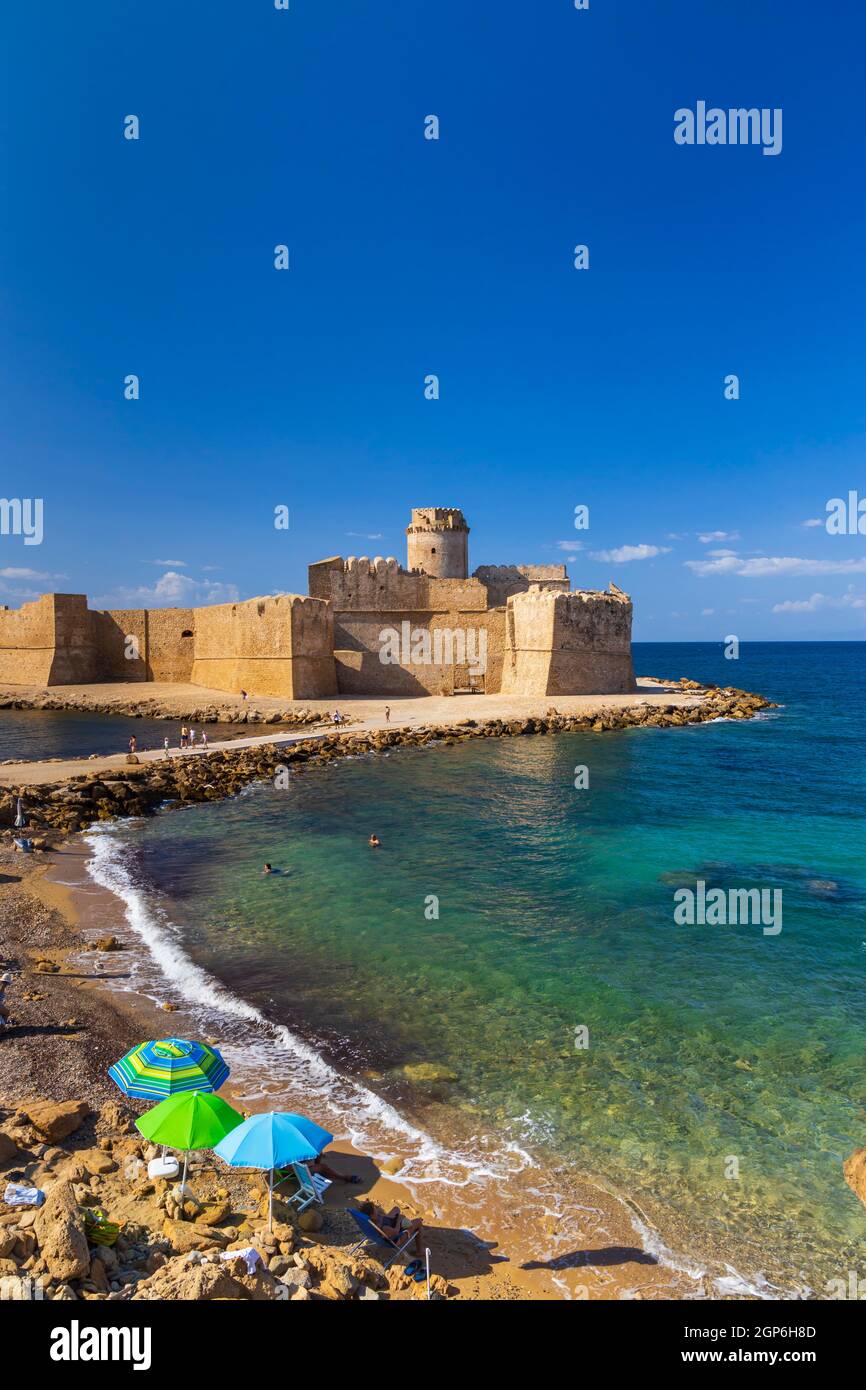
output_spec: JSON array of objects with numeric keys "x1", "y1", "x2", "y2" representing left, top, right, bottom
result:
[
  {"x1": 269, "y1": 1168, "x2": 274, "y2": 1233},
  {"x1": 425, "y1": 1247, "x2": 431, "y2": 1301},
  {"x1": 181, "y1": 1152, "x2": 189, "y2": 1192}
]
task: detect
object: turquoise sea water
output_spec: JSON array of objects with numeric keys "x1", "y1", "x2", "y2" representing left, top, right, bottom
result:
[{"x1": 84, "y1": 644, "x2": 866, "y2": 1291}]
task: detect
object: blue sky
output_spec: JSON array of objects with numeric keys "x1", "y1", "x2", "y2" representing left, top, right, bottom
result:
[{"x1": 2, "y1": 0, "x2": 865, "y2": 640}]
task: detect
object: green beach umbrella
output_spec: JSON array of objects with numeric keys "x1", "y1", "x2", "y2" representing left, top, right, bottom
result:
[{"x1": 136, "y1": 1089, "x2": 244, "y2": 1191}]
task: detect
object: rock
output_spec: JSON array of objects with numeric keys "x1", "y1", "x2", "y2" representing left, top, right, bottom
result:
[
  {"x1": 95, "y1": 1099, "x2": 136, "y2": 1138},
  {"x1": 18, "y1": 1099, "x2": 89, "y2": 1143},
  {"x1": 89, "y1": 1256, "x2": 111, "y2": 1293},
  {"x1": 843, "y1": 1146, "x2": 866, "y2": 1209},
  {"x1": 161, "y1": 1219, "x2": 230, "y2": 1254},
  {"x1": 33, "y1": 1181, "x2": 90, "y2": 1282},
  {"x1": 297, "y1": 1208, "x2": 323, "y2": 1233},
  {"x1": 162, "y1": 1002, "x2": 178, "y2": 1012},
  {"x1": 318, "y1": 1265, "x2": 357, "y2": 1299},
  {"x1": 135, "y1": 1257, "x2": 250, "y2": 1301},
  {"x1": 92, "y1": 936, "x2": 124, "y2": 952},
  {"x1": 92, "y1": 1243, "x2": 118, "y2": 1273},
  {"x1": 277, "y1": 1267, "x2": 312, "y2": 1291},
  {"x1": 79, "y1": 1149, "x2": 117, "y2": 1177},
  {"x1": 290, "y1": 1285, "x2": 311, "y2": 1300},
  {"x1": 0, "y1": 1131, "x2": 20, "y2": 1164},
  {"x1": 358, "y1": 1285, "x2": 383, "y2": 1300},
  {"x1": 196, "y1": 1199, "x2": 231, "y2": 1226},
  {"x1": 401, "y1": 1062, "x2": 458, "y2": 1085}
]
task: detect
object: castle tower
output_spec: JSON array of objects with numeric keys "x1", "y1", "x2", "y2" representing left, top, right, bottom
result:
[{"x1": 406, "y1": 507, "x2": 469, "y2": 579}]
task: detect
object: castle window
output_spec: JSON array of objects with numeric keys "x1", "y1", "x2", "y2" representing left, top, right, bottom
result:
[
  {"x1": 181, "y1": 629, "x2": 193, "y2": 638},
  {"x1": 431, "y1": 547, "x2": 436, "y2": 554}
]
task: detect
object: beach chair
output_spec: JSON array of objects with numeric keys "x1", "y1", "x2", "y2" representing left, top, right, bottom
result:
[
  {"x1": 347, "y1": 1208, "x2": 416, "y2": 1269},
  {"x1": 285, "y1": 1161, "x2": 331, "y2": 1213}
]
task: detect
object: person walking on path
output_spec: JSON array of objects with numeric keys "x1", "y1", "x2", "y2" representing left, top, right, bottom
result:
[
  {"x1": 384, "y1": 705, "x2": 391, "y2": 724},
  {"x1": 128, "y1": 735, "x2": 137, "y2": 754}
]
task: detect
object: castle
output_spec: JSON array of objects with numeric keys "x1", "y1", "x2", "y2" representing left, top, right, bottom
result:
[{"x1": 0, "y1": 507, "x2": 637, "y2": 699}]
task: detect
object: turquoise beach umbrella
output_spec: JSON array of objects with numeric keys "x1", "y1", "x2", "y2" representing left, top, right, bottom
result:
[{"x1": 214, "y1": 1111, "x2": 334, "y2": 1231}]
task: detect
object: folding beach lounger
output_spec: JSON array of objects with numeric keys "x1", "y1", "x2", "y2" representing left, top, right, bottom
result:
[
  {"x1": 347, "y1": 1208, "x2": 417, "y2": 1268},
  {"x1": 284, "y1": 1161, "x2": 332, "y2": 1214}
]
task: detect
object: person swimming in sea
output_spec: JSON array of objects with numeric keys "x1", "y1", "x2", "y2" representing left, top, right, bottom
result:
[{"x1": 368, "y1": 834, "x2": 380, "y2": 847}]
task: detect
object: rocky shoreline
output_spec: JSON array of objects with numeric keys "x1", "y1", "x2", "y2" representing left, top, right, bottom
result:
[
  {"x1": 0, "y1": 689, "x2": 326, "y2": 728},
  {"x1": 0, "y1": 1092, "x2": 452, "y2": 1302},
  {"x1": 0, "y1": 680, "x2": 775, "y2": 840}
]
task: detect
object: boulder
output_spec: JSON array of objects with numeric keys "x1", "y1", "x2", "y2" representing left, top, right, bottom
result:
[
  {"x1": 401, "y1": 1062, "x2": 458, "y2": 1085},
  {"x1": 33, "y1": 1181, "x2": 90, "y2": 1282},
  {"x1": 17, "y1": 1099, "x2": 89, "y2": 1143},
  {"x1": 0, "y1": 1131, "x2": 20, "y2": 1164},
  {"x1": 297, "y1": 1208, "x2": 323, "y2": 1233},
  {"x1": 135, "y1": 1257, "x2": 250, "y2": 1301},
  {"x1": 843, "y1": 1146, "x2": 866, "y2": 1209},
  {"x1": 161, "y1": 1219, "x2": 230, "y2": 1254}
]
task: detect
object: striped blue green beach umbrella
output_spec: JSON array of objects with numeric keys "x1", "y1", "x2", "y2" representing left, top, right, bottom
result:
[{"x1": 108, "y1": 1037, "x2": 229, "y2": 1101}]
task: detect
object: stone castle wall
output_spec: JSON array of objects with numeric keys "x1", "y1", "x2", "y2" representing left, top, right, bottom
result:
[
  {"x1": 191, "y1": 594, "x2": 336, "y2": 699},
  {"x1": 0, "y1": 594, "x2": 60, "y2": 685},
  {"x1": 309, "y1": 556, "x2": 505, "y2": 695},
  {"x1": 501, "y1": 589, "x2": 637, "y2": 696}
]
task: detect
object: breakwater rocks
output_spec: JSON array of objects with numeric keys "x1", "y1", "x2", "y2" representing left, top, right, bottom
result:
[
  {"x1": 0, "y1": 691, "x2": 325, "y2": 728},
  {"x1": 0, "y1": 683, "x2": 775, "y2": 839}
]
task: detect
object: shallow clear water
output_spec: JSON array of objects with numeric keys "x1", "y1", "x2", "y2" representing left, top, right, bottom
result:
[
  {"x1": 84, "y1": 644, "x2": 866, "y2": 1290},
  {"x1": 0, "y1": 708, "x2": 244, "y2": 761}
]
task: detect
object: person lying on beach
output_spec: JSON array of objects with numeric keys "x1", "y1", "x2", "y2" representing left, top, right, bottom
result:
[
  {"x1": 310, "y1": 1152, "x2": 360, "y2": 1184},
  {"x1": 368, "y1": 834, "x2": 380, "y2": 847},
  {"x1": 356, "y1": 1199, "x2": 424, "y2": 1255}
]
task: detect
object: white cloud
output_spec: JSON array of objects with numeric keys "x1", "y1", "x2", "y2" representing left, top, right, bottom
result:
[
  {"x1": 0, "y1": 567, "x2": 68, "y2": 581},
  {"x1": 347, "y1": 532, "x2": 383, "y2": 540},
  {"x1": 92, "y1": 571, "x2": 240, "y2": 610},
  {"x1": 0, "y1": 585, "x2": 42, "y2": 601},
  {"x1": 772, "y1": 589, "x2": 866, "y2": 614},
  {"x1": 150, "y1": 558, "x2": 187, "y2": 567},
  {"x1": 590, "y1": 544, "x2": 671, "y2": 563},
  {"x1": 556, "y1": 540, "x2": 584, "y2": 552},
  {"x1": 706, "y1": 548, "x2": 738, "y2": 558},
  {"x1": 701, "y1": 608, "x2": 715, "y2": 616},
  {"x1": 697, "y1": 530, "x2": 741, "y2": 544},
  {"x1": 686, "y1": 554, "x2": 866, "y2": 578},
  {"x1": 802, "y1": 519, "x2": 823, "y2": 528}
]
